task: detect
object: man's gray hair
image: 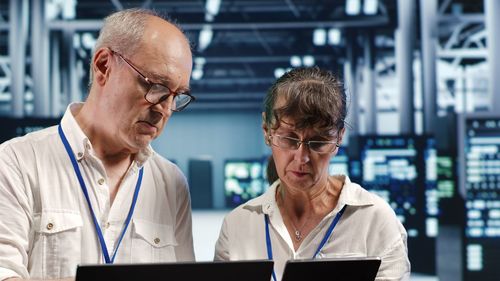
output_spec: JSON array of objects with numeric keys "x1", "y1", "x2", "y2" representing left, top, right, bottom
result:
[{"x1": 88, "y1": 8, "x2": 185, "y2": 87}]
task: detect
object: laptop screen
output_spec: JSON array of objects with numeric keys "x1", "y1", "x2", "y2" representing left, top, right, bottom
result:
[
  {"x1": 281, "y1": 257, "x2": 381, "y2": 281},
  {"x1": 76, "y1": 260, "x2": 274, "y2": 281}
]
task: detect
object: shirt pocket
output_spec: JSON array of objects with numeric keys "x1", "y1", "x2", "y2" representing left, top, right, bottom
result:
[
  {"x1": 130, "y1": 218, "x2": 178, "y2": 263},
  {"x1": 31, "y1": 211, "x2": 83, "y2": 279}
]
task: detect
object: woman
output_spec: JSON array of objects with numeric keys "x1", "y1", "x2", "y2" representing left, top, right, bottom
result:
[{"x1": 214, "y1": 67, "x2": 410, "y2": 280}]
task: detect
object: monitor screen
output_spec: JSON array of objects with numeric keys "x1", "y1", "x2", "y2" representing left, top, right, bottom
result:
[
  {"x1": 355, "y1": 135, "x2": 437, "y2": 274},
  {"x1": 436, "y1": 156, "x2": 456, "y2": 199},
  {"x1": 459, "y1": 113, "x2": 500, "y2": 279},
  {"x1": 224, "y1": 158, "x2": 267, "y2": 208},
  {"x1": 358, "y1": 136, "x2": 425, "y2": 237}
]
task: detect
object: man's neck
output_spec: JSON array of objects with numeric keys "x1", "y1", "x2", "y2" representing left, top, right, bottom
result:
[
  {"x1": 74, "y1": 102, "x2": 134, "y2": 166},
  {"x1": 74, "y1": 102, "x2": 135, "y2": 205}
]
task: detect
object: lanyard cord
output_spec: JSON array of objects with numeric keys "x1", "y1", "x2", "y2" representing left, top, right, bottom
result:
[
  {"x1": 265, "y1": 215, "x2": 278, "y2": 281},
  {"x1": 264, "y1": 205, "x2": 347, "y2": 281},
  {"x1": 58, "y1": 125, "x2": 143, "y2": 264}
]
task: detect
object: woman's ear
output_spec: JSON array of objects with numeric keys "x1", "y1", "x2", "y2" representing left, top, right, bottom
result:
[
  {"x1": 262, "y1": 113, "x2": 272, "y2": 146},
  {"x1": 336, "y1": 127, "x2": 346, "y2": 147}
]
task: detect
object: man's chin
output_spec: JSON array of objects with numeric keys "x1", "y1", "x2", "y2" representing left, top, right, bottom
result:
[{"x1": 132, "y1": 136, "x2": 154, "y2": 150}]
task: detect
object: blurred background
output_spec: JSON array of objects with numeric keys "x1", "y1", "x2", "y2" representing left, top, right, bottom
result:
[{"x1": 1, "y1": 0, "x2": 499, "y2": 280}]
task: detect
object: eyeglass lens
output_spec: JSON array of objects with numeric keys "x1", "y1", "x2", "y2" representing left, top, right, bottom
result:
[
  {"x1": 271, "y1": 135, "x2": 336, "y2": 153},
  {"x1": 146, "y1": 84, "x2": 192, "y2": 111}
]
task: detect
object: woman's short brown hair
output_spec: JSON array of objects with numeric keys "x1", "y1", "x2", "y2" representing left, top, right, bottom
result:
[{"x1": 263, "y1": 66, "x2": 347, "y2": 135}]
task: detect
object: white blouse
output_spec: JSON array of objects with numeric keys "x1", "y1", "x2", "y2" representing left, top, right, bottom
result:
[{"x1": 215, "y1": 176, "x2": 411, "y2": 281}]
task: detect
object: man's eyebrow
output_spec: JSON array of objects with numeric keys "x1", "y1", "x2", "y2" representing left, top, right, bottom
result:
[
  {"x1": 145, "y1": 72, "x2": 191, "y2": 92},
  {"x1": 145, "y1": 70, "x2": 170, "y2": 85}
]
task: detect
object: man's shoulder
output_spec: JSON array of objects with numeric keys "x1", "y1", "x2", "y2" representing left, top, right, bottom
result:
[
  {"x1": 145, "y1": 153, "x2": 186, "y2": 183},
  {"x1": 0, "y1": 126, "x2": 59, "y2": 155},
  {"x1": 148, "y1": 153, "x2": 179, "y2": 170}
]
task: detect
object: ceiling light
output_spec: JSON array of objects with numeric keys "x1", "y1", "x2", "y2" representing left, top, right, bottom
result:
[
  {"x1": 363, "y1": 0, "x2": 378, "y2": 15},
  {"x1": 302, "y1": 56, "x2": 315, "y2": 67},
  {"x1": 290, "y1": 56, "x2": 302, "y2": 67},
  {"x1": 346, "y1": 0, "x2": 361, "y2": 15},
  {"x1": 328, "y1": 28, "x2": 341, "y2": 45},
  {"x1": 198, "y1": 25, "x2": 213, "y2": 52},
  {"x1": 274, "y1": 68, "x2": 285, "y2": 78},
  {"x1": 205, "y1": 0, "x2": 221, "y2": 22},
  {"x1": 192, "y1": 69, "x2": 204, "y2": 80},
  {"x1": 313, "y1": 28, "x2": 326, "y2": 46},
  {"x1": 195, "y1": 57, "x2": 207, "y2": 65}
]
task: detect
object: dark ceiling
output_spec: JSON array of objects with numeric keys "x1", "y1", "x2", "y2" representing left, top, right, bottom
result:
[{"x1": 1, "y1": 0, "x2": 399, "y2": 110}]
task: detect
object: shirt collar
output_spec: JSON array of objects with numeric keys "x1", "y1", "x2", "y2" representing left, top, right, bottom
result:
[
  {"x1": 246, "y1": 175, "x2": 375, "y2": 216},
  {"x1": 60, "y1": 102, "x2": 155, "y2": 167}
]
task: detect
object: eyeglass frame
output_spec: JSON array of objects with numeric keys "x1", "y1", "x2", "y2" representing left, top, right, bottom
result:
[
  {"x1": 267, "y1": 134, "x2": 341, "y2": 154},
  {"x1": 109, "y1": 48, "x2": 195, "y2": 112}
]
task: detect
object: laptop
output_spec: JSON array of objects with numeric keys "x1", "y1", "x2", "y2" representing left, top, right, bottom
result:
[
  {"x1": 76, "y1": 260, "x2": 274, "y2": 281},
  {"x1": 281, "y1": 257, "x2": 381, "y2": 281}
]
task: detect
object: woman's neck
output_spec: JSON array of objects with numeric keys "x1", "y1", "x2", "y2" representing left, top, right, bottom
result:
[{"x1": 278, "y1": 177, "x2": 342, "y2": 218}]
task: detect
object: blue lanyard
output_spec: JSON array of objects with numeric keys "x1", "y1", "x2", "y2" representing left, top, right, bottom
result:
[
  {"x1": 264, "y1": 205, "x2": 346, "y2": 281},
  {"x1": 58, "y1": 125, "x2": 143, "y2": 264}
]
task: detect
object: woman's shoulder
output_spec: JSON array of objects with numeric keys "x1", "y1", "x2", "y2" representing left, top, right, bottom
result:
[
  {"x1": 340, "y1": 177, "x2": 403, "y2": 225},
  {"x1": 224, "y1": 194, "x2": 268, "y2": 221}
]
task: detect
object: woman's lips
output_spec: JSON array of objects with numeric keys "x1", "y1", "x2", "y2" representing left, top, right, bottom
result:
[{"x1": 291, "y1": 171, "x2": 308, "y2": 177}]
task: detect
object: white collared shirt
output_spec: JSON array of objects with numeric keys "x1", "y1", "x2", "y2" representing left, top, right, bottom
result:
[
  {"x1": 214, "y1": 176, "x2": 411, "y2": 281},
  {"x1": 0, "y1": 103, "x2": 194, "y2": 280}
]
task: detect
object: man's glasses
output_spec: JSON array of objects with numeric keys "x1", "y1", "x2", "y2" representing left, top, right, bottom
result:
[
  {"x1": 111, "y1": 49, "x2": 195, "y2": 112},
  {"x1": 268, "y1": 134, "x2": 339, "y2": 154}
]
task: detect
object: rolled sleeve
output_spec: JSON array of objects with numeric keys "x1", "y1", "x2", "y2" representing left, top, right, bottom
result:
[{"x1": 375, "y1": 233, "x2": 411, "y2": 281}]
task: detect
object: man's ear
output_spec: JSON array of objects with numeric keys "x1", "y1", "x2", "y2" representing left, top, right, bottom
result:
[{"x1": 92, "y1": 48, "x2": 113, "y2": 86}]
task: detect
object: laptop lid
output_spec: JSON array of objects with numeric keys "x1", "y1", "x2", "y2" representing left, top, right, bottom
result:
[
  {"x1": 76, "y1": 260, "x2": 274, "y2": 281},
  {"x1": 281, "y1": 257, "x2": 381, "y2": 281}
]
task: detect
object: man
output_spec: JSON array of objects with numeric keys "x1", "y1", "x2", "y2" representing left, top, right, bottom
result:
[{"x1": 0, "y1": 8, "x2": 195, "y2": 281}]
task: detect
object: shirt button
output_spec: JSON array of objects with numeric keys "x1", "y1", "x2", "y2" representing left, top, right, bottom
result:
[
  {"x1": 77, "y1": 152, "x2": 83, "y2": 158},
  {"x1": 98, "y1": 178, "x2": 105, "y2": 185},
  {"x1": 104, "y1": 222, "x2": 110, "y2": 229},
  {"x1": 154, "y1": 238, "x2": 160, "y2": 244},
  {"x1": 46, "y1": 223, "x2": 54, "y2": 230},
  {"x1": 85, "y1": 143, "x2": 91, "y2": 150}
]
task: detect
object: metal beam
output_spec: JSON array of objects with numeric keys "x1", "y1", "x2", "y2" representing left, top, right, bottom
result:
[
  {"x1": 46, "y1": 17, "x2": 390, "y2": 31},
  {"x1": 438, "y1": 14, "x2": 484, "y2": 24},
  {"x1": 363, "y1": 32, "x2": 376, "y2": 134},
  {"x1": 485, "y1": 0, "x2": 500, "y2": 111},
  {"x1": 437, "y1": 48, "x2": 487, "y2": 59},
  {"x1": 420, "y1": 0, "x2": 438, "y2": 135},
  {"x1": 202, "y1": 55, "x2": 334, "y2": 63},
  {"x1": 188, "y1": 102, "x2": 263, "y2": 110},
  {"x1": 344, "y1": 33, "x2": 359, "y2": 136},
  {"x1": 192, "y1": 93, "x2": 265, "y2": 100},
  {"x1": 9, "y1": 0, "x2": 29, "y2": 117},
  {"x1": 192, "y1": 77, "x2": 275, "y2": 85},
  {"x1": 396, "y1": 0, "x2": 416, "y2": 134},
  {"x1": 31, "y1": 0, "x2": 50, "y2": 116}
]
